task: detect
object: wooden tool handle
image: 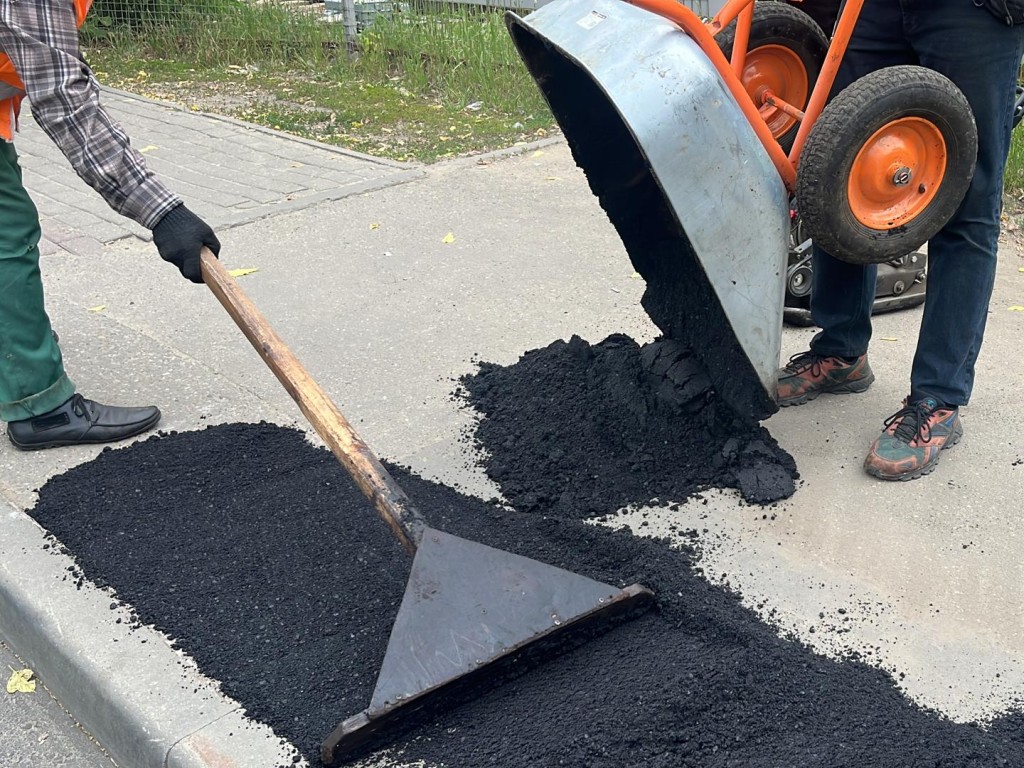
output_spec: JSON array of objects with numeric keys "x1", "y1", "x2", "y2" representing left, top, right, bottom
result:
[{"x1": 200, "y1": 248, "x2": 426, "y2": 552}]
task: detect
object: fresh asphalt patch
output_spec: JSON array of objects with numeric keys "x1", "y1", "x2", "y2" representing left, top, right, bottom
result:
[{"x1": 27, "y1": 413, "x2": 1024, "y2": 766}]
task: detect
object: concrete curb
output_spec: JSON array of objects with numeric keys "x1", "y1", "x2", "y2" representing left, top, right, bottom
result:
[
  {"x1": 0, "y1": 499, "x2": 303, "y2": 768},
  {"x1": 102, "y1": 84, "x2": 563, "y2": 177},
  {"x1": 101, "y1": 86, "x2": 419, "y2": 171},
  {"x1": 431, "y1": 135, "x2": 566, "y2": 169}
]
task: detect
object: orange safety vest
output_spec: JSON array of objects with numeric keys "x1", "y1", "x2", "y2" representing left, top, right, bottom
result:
[{"x1": 0, "y1": 0, "x2": 92, "y2": 142}]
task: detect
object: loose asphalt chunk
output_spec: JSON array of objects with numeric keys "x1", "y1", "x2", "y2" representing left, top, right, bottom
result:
[
  {"x1": 457, "y1": 333, "x2": 798, "y2": 512},
  {"x1": 28, "y1": 422, "x2": 1024, "y2": 767}
]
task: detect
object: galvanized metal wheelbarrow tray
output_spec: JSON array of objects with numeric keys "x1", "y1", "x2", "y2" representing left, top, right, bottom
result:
[{"x1": 508, "y1": 0, "x2": 790, "y2": 420}]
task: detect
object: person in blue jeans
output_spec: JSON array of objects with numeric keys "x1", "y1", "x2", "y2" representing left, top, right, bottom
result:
[{"x1": 777, "y1": 0, "x2": 1024, "y2": 481}]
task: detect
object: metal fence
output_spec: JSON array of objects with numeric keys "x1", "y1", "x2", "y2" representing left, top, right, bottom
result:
[
  {"x1": 87, "y1": 0, "x2": 342, "y2": 34},
  {"x1": 88, "y1": 0, "x2": 730, "y2": 25},
  {"x1": 85, "y1": 0, "x2": 731, "y2": 56}
]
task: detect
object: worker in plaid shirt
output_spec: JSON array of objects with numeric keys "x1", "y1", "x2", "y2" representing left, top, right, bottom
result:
[{"x1": 0, "y1": 0, "x2": 219, "y2": 450}]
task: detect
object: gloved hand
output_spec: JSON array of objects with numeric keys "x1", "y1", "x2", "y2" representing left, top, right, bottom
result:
[{"x1": 152, "y1": 204, "x2": 221, "y2": 283}]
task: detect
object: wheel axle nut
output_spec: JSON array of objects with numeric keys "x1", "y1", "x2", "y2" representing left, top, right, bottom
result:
[{"x1": 892, "y1": 166, "x2": 912, "y2": 186}]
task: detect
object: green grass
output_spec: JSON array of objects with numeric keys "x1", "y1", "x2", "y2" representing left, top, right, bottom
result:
[
  {"x1": 85, "y1": 0, "x2": 347, "y2": 67},
  {"x1": 82, "y1": 2, "x2": 555, "y2": 163},
  {"x1": 1005, "y1": 128, "x2": 1024, "y2": 209}
]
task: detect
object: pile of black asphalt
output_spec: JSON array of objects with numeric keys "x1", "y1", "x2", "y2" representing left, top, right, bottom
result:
[
  {"x1": 456, "y1": 333, "x2": 798, "y2": 511},
  {"x1": 29, "y1": 422, "x2": 1024, "y2": 767}
]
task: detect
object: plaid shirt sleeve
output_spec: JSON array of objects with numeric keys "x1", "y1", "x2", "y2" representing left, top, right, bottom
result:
[{"x1": 0, "y1": 0, "x2": 181, "y2": 228}]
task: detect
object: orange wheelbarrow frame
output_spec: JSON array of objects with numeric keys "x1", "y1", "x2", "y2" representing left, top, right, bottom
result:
[{"x1": 626, "y1": 0, "x2": 864, "y2": 195}]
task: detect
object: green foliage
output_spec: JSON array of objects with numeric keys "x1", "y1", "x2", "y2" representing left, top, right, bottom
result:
[
  {"x1": 357, "y1": 7, "x2": 543, "y2": 114},
  {"x1": 84, "y1": 0, "x2": 347, "y2": 66},
  {"x1": 83, "y1": 0, "x2": 546, "y2": 114},
  {"x1": 1005, "y1": 128, "x2": 1024, "y2": 208},
  {"x1": 82, "y1": 0, "x2": 554, "y2": 162}
]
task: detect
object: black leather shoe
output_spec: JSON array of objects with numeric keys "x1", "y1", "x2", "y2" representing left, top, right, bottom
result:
[{"x1": 7, "y1": 394, "x2": 161, "y2": 451}]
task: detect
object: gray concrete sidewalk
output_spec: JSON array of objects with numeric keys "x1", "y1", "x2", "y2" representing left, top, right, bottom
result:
[{"x1": 1, "y1": 90, "x2": 1023, "y2": 768}]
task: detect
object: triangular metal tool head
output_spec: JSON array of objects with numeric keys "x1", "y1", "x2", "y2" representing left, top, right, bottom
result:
[{"x1": 322, "y1": 527, "x2": 653, "y2": 764}]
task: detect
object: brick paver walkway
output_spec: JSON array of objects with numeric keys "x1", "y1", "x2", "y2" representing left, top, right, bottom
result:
[{"x1": 15, "y1": 89, "x2": 422, "y2": 257}]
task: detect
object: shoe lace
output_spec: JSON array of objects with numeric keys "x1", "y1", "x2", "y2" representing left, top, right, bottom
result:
[
  {"x1": 884, "y1": 401, "x2": 934, "y2": 444},
  {"x1": 69, "y1": 394, "x2": 93, "y2": 421},
  {"x1": 783, "y1": 351, "x2": 826, "y2": 377}
]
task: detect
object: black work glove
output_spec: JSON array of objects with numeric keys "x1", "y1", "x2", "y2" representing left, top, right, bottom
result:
[{"x1": 152, "y1": 204, "x2": 221, "y2": 283}]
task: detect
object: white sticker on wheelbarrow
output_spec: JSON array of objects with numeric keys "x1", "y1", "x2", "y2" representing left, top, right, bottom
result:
[{"x1": 577, "y1": 11, "x2": 606, "y2": 29}]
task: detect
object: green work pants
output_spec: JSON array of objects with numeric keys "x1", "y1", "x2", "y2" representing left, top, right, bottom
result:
[{"x1": 0, "y1": 141, "x2": 75, "y2": 422}]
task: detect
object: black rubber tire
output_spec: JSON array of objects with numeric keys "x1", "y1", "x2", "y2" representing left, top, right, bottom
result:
[
  {"x1": 716, "y1": 2, "x2": 829, "y2": 153},
  {"x1": 797, "y1": 65, "x2": 978, "y2": 265},
  {"x1": 783, "y1": 0, "x2": 840, "y2": 38}
]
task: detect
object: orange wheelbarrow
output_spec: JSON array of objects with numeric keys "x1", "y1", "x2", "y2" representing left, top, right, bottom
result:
[
  {"x1": 507, "y1": 0, "x2": 977, "y2": 419},
  {"x1": 643, "y1": 0, "x2": 978, "y2": 265}
]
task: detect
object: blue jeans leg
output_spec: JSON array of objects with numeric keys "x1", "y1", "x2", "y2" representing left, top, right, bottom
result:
[
  {"x1": 809, "y1": 0, "x2": 913, "y2": 358},
  {"x1": 808, "y1": 0, "x2": 1024, "y2": 402},
  {"x1": 906, "y1": 0, "x2": 1024, "y2": 406}
]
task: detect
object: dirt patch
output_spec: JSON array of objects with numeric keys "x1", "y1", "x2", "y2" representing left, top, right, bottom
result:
[{"x1": 29, "y1": 423, "x2": 1024, "y2": 766}]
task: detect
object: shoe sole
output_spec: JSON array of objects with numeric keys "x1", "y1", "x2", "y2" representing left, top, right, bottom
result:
[
  {"x1": 864, "y1": 423, "x2": 964, "y2": 482},
  {"x1": 779, "y1": 371, "x2": 876, "y2": 408},
  {"x1": 7, "y1": 413, "x2": 161, "y2": 452}
]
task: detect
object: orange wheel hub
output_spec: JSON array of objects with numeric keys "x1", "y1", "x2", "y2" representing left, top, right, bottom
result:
[
  {"x1": 847, "y1": 117, "x2": 947, "y2": 230},
  {"x1": 740, "y1": 44, "x2": 808, "y2": 139}
]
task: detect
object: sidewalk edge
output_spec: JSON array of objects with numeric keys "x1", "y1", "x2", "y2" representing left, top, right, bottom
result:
[{"x1": 0, "y1": 500, "x2": 300, "y2": 768}]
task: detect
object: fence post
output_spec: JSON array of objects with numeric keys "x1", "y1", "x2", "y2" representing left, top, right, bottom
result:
[{"x1": 342, "y1": 0, "x2": 359, "y2": 53}]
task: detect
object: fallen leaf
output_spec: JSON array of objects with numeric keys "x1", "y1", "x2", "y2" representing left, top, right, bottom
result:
[
  {"x1": 139, "y1": 145, "x2": 158, "y2": 153},
  {"x1": 545, "y1": 176, "x2": 561, "y2": 181},
  {"x1": 6, "y1": 668, "x2": 35, "y2": 694},
  {"x1": 880, "y1": 337, "x2": 898, "y2": 341},
  {"x1": 370, "y1": 222, "x2": 380, "y2": 230},
  {"x1": 290, "y1": 162, "x2": 304, "y2": 168},
  {"x1": 630, "y1": 272, "x2": 642, "y2": 279},
  {"x1": 442, "y1": 232, "x2": 456, "y2": 244},
  {"x1": 532, "y1": 150, "x2": 545, "y2": 158},
  {"x1": 1009, "y1": 306, "x2": 1024, "y2": 312},
  {"x1": 1018, "y1": 267, "x2": 1024, "y2": 273},
  {"x1": 228, "y1": 268, "x2": 259, "y2": 278},
  {"x1": 88, "y1": 304, "x2": 106, "y2": 313}
]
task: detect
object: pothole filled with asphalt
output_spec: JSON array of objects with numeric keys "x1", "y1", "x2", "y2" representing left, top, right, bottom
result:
[{"x1": 28, "y1": 395, "x2": 1024, "y2": 765}]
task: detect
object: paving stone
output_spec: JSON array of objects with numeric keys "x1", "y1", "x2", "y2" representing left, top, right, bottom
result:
[
  {"x1": 14, "y1": 89, "x2": 422, "y2": 257},
  {"x1": 54, "y1": 236, "x2": 105, "y2": 258},
  {"x1": 36, "y1": 237, "x2": 61, "y2": 257}
]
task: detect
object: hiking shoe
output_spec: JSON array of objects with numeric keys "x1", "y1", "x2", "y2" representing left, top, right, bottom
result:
[
  {"x1": 864, "y1": 398, "x2": 962, "y2": 482},
  {"x1": 776, "y1": 351, "x2": 874, "y2": 406}
]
